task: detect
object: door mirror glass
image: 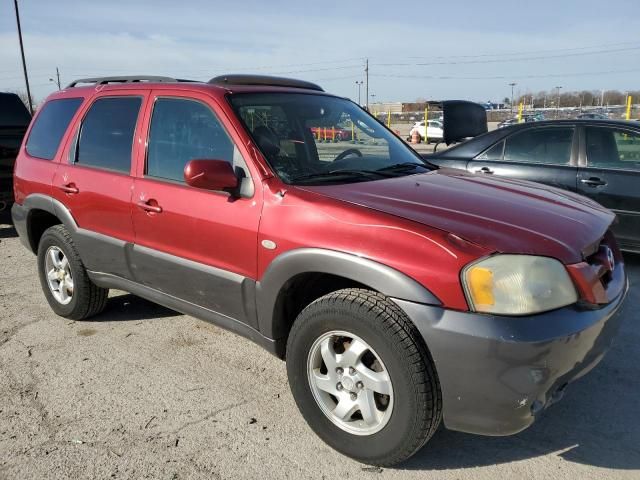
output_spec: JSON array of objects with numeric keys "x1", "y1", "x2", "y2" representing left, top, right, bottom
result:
[{"x1": 184, "y1": 159, "x2": 238, "y2": 191}]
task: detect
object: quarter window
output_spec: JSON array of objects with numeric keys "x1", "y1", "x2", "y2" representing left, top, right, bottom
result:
[
  {"x1": 147, "y1": 98, "x2": 234, "y2": 182},
  {"x1": 26, "y1": 98, "x2": 83, "y2": 160},
  {"x1": 586, "y1": 127, "x2": 640, "y2": 171},
  {"x1": 476, "y1": 140, "x2": 504, "y2": 161},
  {"x1": 503, "y1": 127, "x2": 574, "y2": 165},
  {"x1": 76, "y1": 97, "x2": 141, "y2": 173}
]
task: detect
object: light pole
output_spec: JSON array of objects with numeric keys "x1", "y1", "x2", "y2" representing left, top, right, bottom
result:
[
  {"x1": 509, "y1": 82, "x2": 516, "y2": 115},
  {"x1": 555, "y1": 86, "x2": 562, "y2": 118},
  {"x1": 49, "y1": 67, "x2": 61, "y2": 90},
  {"x1": 13, "y1": 0, "x2": 33, "y2": 114},
  {"x1": 355, "y1": 80, "x2": 363, "y2": 105}
]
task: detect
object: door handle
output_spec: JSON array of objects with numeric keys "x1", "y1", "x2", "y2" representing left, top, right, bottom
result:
[
  {"x1": 475, "y1": 167, "x2": 494, "y2": 174},
  {"x1": 58, "y1": 183, "x2": 79, "y2": 194},
  {"x1": 137, "y1": 200, "x2": 163, "y2": 214},
  {"x1": 580, "y1": 177, "x2": 607, "y2": 187}
]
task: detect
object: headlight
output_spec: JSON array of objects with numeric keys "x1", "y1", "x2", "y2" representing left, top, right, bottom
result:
[{"x1": 462, "y1": 255, "x2": 578, "y2": 315}]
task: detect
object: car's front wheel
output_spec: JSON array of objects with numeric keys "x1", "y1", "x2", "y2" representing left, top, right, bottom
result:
[{"x1": 286, "y1": 289, "x2": 442, "y2": 466}]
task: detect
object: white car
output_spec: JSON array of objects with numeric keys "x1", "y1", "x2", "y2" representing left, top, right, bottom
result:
[{"x1": 409, "y1": 120, "x2": 444, "y2": 143}]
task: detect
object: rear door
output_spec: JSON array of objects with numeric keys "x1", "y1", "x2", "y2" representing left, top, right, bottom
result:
[
  {"x1": 52, "y1": 92, "x2": 147, "y2": 278},
  {"x1": 578, "y1": 125, "x2": 640, "y2": 250},
  {"x1": 468, "y1": 125, "x2": 579, "y2": 191}
]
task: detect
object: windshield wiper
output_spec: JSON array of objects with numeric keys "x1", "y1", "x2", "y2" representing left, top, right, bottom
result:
[
  {"x1": 377, "y1": 162, "x2": 428, "y2": 172},
  {"x1": 292, "y1": 169, "x2": 390, "y2": 183}
]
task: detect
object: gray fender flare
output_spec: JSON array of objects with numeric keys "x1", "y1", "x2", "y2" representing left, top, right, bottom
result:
[
  {"x1": 17, "y1": 194, "x2": 79, "y2": 252},
  {"x1": 256, "y1": 248, "x2": 441, "y2": 339}
]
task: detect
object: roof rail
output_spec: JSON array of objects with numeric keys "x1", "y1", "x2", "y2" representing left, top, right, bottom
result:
[
  {"x1": 208, "y1": 74, "x2": 324, "y2": 92},
  {"x1": 66, "y1": 76, "x2": 194, "y2": 88}
]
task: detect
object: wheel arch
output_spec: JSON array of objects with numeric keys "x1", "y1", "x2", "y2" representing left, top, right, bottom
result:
[
  {"x1": 18, "y1": 194, "x2": 78, "y2": 253},
  {"x1": 256, "y1": 248, "x2": 441, "y2": 348}
]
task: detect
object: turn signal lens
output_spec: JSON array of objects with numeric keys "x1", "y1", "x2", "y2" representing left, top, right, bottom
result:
[{"x1": 466, "y1": 267, "x2": 495, "y2": 307}]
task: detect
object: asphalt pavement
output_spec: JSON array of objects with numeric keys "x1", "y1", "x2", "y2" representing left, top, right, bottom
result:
[{"x1": 0, "y1": 216, "x2": 638, "y2": 480}]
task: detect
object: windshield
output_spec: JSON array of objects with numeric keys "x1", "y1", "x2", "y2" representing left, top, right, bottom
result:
[{"x1": 228, "y1": 93, "x2": 430, "y2": 185}]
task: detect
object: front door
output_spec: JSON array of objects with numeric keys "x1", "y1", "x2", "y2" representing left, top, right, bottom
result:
[
  {"x1": 469, "y1": 125, "x2": 578, "y2": 192},
  {"x1": 130, "y1": 92, "x2": 261, "y2": 327},
  {"x1": 578, "y1": 125, "x2": 640, "y2": 250}
]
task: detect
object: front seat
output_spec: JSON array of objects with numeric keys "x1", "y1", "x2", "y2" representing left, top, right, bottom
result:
[{"x1": 252, "y1": 126, "x2": 281, "y2": 160}]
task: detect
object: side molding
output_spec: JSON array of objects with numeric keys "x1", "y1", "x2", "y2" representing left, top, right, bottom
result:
[{"x1": 256, "y1": 248, "x2": 441, "y2": 339}]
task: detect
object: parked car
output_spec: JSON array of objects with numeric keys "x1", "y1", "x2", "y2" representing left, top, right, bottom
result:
[
  {"x1": 426, "y1": 119, "x2": 640, "y2": 253},
  {"x1": 408, "y1": 120, "x2": 443, "y2": 142},
  {"x1": 497, "y1": 113, "x2": 544, "y2": 129},
  {"x1": 310, "y1": 125, "x2": 353, "y2": 142},
  {"x1": 577, "y1": 112, "x2": 609, "y2": 120},
  {"x1": 13, "y1": 75, "x2": 627, "y2": 466},
  {"x1": 0, "y1": 92, "x2": 31, "y2": 212}
]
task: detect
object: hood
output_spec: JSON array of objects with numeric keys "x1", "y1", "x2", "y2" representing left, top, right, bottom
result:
[{"x1": 298, "y1": 169, "x2": 615, "y2": 264}]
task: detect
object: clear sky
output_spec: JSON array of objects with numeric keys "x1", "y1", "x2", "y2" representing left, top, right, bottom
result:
[{"x1": 1, "y1": 0, "x2": 639, "y2": 104}]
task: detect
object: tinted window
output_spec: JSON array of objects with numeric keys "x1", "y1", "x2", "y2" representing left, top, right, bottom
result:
[
  {"x1": 76, "y1": 97, "x2": 141, "y2": 173},
  {"x1": 147, "y1": 98, "x2": 234, "y2": 182},
  {"x1": 26, "y1": 98, "x2": 83, "y2": 160},
  {"x1": 586, "y1": 127, "x2": 640, "y2": 171},
  {"x1": 476, "y1": 140, "x2": 504, "y2": 161},
  {"x1": 503, "y1": 127, "x2": 573, "y2": 165}
]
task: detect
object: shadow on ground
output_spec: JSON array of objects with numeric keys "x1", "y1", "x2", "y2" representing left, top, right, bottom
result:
[
  {"x1": 400, "y1": 253, "x2": 640, "y2": 471},
  {"x1": 91, "y1": 293, "x2": 181, "y2": 322}
]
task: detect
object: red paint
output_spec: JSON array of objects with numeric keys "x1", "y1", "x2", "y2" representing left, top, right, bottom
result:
[{"x1": 14, "y1": 81, "x2": 619, "y2": 311}]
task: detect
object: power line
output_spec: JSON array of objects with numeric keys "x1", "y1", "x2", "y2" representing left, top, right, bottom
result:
[
  {"x1": 401, "y1": 41, "x2": 640, "y2": 60},
  {"x1": 371, "y1": 67, "x2": 640, "y2": 81},
  {"x1": 374, "y1": 46, "x2": 640, "y2": 67}
]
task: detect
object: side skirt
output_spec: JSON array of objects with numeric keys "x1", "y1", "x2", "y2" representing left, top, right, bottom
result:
[{"x1": 87, "y1": 271, "x2": 284, "y2": 358}]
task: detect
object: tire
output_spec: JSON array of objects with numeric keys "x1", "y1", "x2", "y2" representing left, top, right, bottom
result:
[
  {"x1": 37, "y1": 225, "x2": 108, "y2": 320},
  {"x1": 286, "y1": 288, "x2": 442, "y2": 466}
]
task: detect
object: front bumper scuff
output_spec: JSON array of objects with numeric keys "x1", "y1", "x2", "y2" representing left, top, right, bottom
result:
[{"x1": 393, "y1": 277, "x2": 628, "y2": 436}]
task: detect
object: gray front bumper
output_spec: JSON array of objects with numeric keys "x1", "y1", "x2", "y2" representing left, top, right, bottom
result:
[{"x1": 393, "y1": 279, "x2": 628, "y2": 436}]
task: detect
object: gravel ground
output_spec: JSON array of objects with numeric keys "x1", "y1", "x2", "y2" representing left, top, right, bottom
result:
[{"x1": 0, "y1": 214, "x2": 638, "y2": 480}]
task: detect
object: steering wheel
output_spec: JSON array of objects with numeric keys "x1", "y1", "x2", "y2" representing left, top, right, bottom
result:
[{"x1": 334, "y1": 148, "x2": 363, "y2": 162}]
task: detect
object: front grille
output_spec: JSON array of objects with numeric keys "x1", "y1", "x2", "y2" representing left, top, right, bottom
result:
[{"x1": 585, "y1": 230, "x2": 622, "y2": 291}]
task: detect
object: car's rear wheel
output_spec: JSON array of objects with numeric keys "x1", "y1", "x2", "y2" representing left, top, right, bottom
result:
[
  {"x1": 37, "y1": 225, "x2": 108, "y2": 320},
  {"x1": 286, "y1": 288, "x2": 442, "y2": 466}
]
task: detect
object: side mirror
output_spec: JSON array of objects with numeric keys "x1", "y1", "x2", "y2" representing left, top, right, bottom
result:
[{"x1": 184, "y1": 159, "x2": 238, "y2": 192}]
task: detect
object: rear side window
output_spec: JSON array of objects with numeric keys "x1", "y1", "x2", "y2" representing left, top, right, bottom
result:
[
  {"x1": 503, "y1": 127, "x2": 574, "y2": 165},
  {"x1": 26, "y1": 98, "x2": 83, "y2": 160},
  {"x1": 76, "y1": 97, "x2": 142, "y2": 173},
  {"x1": 146, "y1": 98, "x2": 234, "y2": 182}
]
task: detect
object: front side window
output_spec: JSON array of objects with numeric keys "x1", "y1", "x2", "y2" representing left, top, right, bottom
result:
[
  {"x1": 503, "y1": 127, "x2": 574, "y2": 165},
  {"x1": 26, "y1": 98, "x2": 83, "y2": 160},
  {"x1": 76, "y1": 97, "x2": 141, "y2": 173},
  {"x1": 586, "y1": 127, "x2": 640, "y2": 171},
  {"x1": 229, "y1": 93, "x2": 429, "y2": 185},
  {"x1": 146, "y1": 98, "x2": 234, "y2": 182}
]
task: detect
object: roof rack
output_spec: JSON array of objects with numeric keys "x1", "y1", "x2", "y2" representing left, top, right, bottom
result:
[
  {"x1": 66, "y1": 76, "x2": 195, "y2": 88},
  {"x1": 208, "y1": 74, "x2": 324, "y2": 92}
]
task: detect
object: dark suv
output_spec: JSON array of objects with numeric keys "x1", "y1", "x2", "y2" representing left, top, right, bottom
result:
[{"x1": 12, "y1": 75, "x2": 627, "y2": 466}]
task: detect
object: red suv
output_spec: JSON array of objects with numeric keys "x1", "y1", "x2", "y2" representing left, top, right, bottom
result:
[{"x1": 12, "y1": 74, "x2": 627, "y2": 466}]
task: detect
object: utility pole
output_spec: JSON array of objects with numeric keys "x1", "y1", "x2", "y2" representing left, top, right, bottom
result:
[
  {"x1": 509, "y1": 82, "x2": 516, "y2": 115},
  {"x1": 50, "y1": 67, "x2": 61, "y2": 90},
  {"x1": 364, "y1": 58, "x2": 369, "y2": 111},
  {"x1": 555, "y1": 86, "x2": 562, "y2": 119},
  {"x1": 355, "y1": 80, "x2": 363, "y2": 105},
  {"x1": 13, "y1": 0, "x2": 34, "y2": 114}
]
